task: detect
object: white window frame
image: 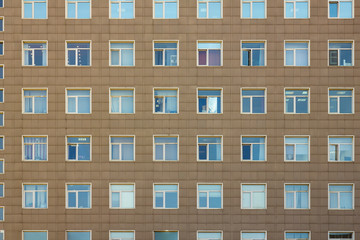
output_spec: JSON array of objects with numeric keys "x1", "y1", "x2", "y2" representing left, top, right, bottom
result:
[
  {"x1": 284, "y1": 40, "x2": 310, "y2": 66},
  {"x1": 197, "y1": 183, "x2": 223, "y2": 209},
  {"x1": 0, "y1": 206, "x2": 4, "y2": 221},
  {"x1": 240, "y1": 135, "x2": 267, "y2": 161},
  {"x1": 328, "y1": 231, "x2": 354, "y2": 240},
  {"x1": 22, "y1": 183, "x2": 48, "y2": 209},
  {"x1": 284, "y1": 88, "x2": 310, "y2": 114},
  {"x1": 328, "y1": 0, "x2": 354, "y2": 18},
  {"x1": 284, "y1": 0, "x2": 310, "y2": 18},
  {"x1": 109, "y1": 230, "x2": 136, "y2": 240},
  {"x1": 328, "y1": 40, "x2": 354, "y2": 66},
  {"x1": 284, "y1": 135, "x2": 310, "y2": 162},
  {"x1": 0, "y1": 136, "x2": 4, "y2": 151},
  {"x1": 153, "y1": 183, "x2": 179, "y2": 209},
  {"x1": 196, "y1": 0, "x2": 223, "y2": 19},
  {"x1": 109, "y1": 183, "x2": 136, "y2": 209},
  {"x1": 153, "y1": 88, "x2": 179, "y2": 114},
  {"x1": 153, "y1": 135, "x2": 179, "y2": 161},
  {"x1": 152, "y1": 40, "x2": 179, "y2": 67},
  {"x1": 22, "y1": 41, "x2": 48, "y2": 67},
  {"x1": 22, "y1": 135, "x2": 48, "y2": 161},
  {"x1": 0, "y1": 17, "x2": 4, "y2": 32},
  {"x1": 65, "y1": 183, "x2": 92, "y2": 209},
  {"x1": 22, "y1": 0, "x2": 48, "y2": 19},
  {"x1": 240, "y1": 0, "x2": 267, "y2": 18},
  {"x1": 241, "y1": 88, "x2": 267, "y2": 114},
  {"x1": 328, "y1": 135, "x2": 354, "y2": 162},
  {"x1": 196, "y1": 88, "x2": 223, "y2": 114},
  {"x1": 196, "y1": 40, "x2": 223, "y2": 67},
  {"x1": 197, "y1": 230, "x2": 223, "y2": 240},
  {"x1": 284, "y1": 183, "x2": 310, "y2": 210},
  {"x1": 22, "y1": 88, "x2": 48, "y2": 114},
  {"x1": 241, "y1": 231, "x2": 267, "y2": 240},
  {"x1": 109, "y1": 0, "x2": 135, "y2": 19},
  {"x1": 65, "y1": 41, "x2": 92, "y2": 66},
  {"x1": 0, "y1": 159, "x2": 4, "y2": 174},
  {"x1": 65, "y1": 0, "x2": 92, "y2": 19},
  {"x1": 109, "y1": 41, "x2": 135, "y2": 67},
  {"x1": 328, "y1": 88, "x2": 354, "y2": 114},
  {"x1": 240, "y1": 41, "x2": 267, "y2": 66},
  {"x1": 109, "y1": 88, "x2": 135, "y2": 114},
  {"x1": 0, "y1": 65, "x2": 5, "y2": 79},
  {"x1": 197, "y1": 135, "x2": 223, "y2": 162},
  {"x1": 153, "y1": 231, "x2": 179, "y2": 240},
  {"x1": 328, "y1": 183, "x2": 354, "y2": 210},
  {"x1": 23, "y1": 230, "x2": 48, "y2": 240},
  {"x1": 152, "y1": 0, "x2": 179, "y2": 19},
  {"x1": 66, "y1": 135, "x2": 92, "y2": 162},
  {"x1": 66, "y1": 230, "x2": 92, "y2": 240},
  {"x1": 284, "y1": 231, "x2": 311, "y2": 240},
  {"x1": 65, "y1": 88, "x2": 92, "y2": 114},
  {"x1": 241, "y1": 183, "x2": 267, "y2": 209},
  {"x1": 109, "y1": 135, "x2": 135, "y2": 161},
  {"x1": 0, "y1": 88, "x2": 4, "y2": 103},
  {"x1": 0, "y1": 183, "x2": 4, "y2": 198},
  {"x1": 0, "y1": 41, "x2": 4, "y2": 56},
  {"x1": 0, "y1": 112, "x2": 4, "y2": 127}
]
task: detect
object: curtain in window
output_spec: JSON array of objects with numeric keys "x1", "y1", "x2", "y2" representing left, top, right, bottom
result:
[
  {"x1": 24, "y1": 50, "x2": 33, "y2": 65},
  {"x1": 35, "y1": 97, "x2": 47, "y2": 113},
  {"x1": 25, "y1": 98, "x2": 33, "y2": 113},
  {"x1": 122, "y1": 49, "x2": 134, "y2": 66},
  {"x1": 34, "y1": 143, "x2": 47, "y2": 160},
  {"x1": 35, "y1": 190, "x2": 47, "y2": 208},
  {"x1": 122, "y1": 97, "x2": 134, "y2": 113},
  {"x1": 111, "y1": 97, "x2": 120, "y2": 113},
  {"x1": 208, "y1": 50, "x2": 221, "y2": 66},
  {"x1": 155, "y1": 51, "x2": 163, "y2": 65}
]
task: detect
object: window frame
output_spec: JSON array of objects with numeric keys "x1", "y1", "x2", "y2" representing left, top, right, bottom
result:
[
  {"x1": 65, "y1": 41, "x2": 92, "y2": 67},
  {"x1": 0, "y1": 136, "x2": 5, "y2": 151},
  {"x1": 153, "y1": 183, "x2": 179, "y2": 209},
  {"x1": 65, "y1": 88, "x2": 92, "y2": 114},
  {"x1": 65, "y1": 183, "x2": 92, "y2": 209},
  {"x1": 284, "y1": 88, "x2": 310, "y2": 114},
  {"x1": 109, "y1": 183, "x2": 136, "y2": 209},
  {"x1": 240, "y1": 231, "x2": 267, "y2": 240},
  {"x1": 109, "y1": 0, "x2": 135, "y2": 19},
  {"x1": 328, "y1": 231, "x2": 355, "y2": 240},
  {"x1": 284, "y1": 40, "x2": 310, "y2": 67},
  {"x1": 66, "y1": 230, "x2": 92, "y2": 240},
  {"x1": 197, "y1": 230, "x2": 223, "y2": 240},
  {"x1": 197, "y1": 183, "x2": 223, "y2": 209},
  {"x1": 196, "y1": 0, "x2": 223, "y2": 19},
  {"x1": 109, "y1": 88, "x2": 135, "y2": 114},
  {"x1": 284, "y1": 135, "x2": 310, "y2": 162},
  {"x1": 0, "y1": 112, "x2": 4, "y2": 127},
  {"x1": 153, "y1": 88, "x2": 179, "y2": 114},
  {"x1": 109, "y1": 230, "x2": 136, "y2": 240},
  {"x1": 197, "y1": 135, "x2": 223, "y2": 162},
  {"x1": 0, "y1": 88, "x2": 4, "y2": 103},
  {"x1": 328, "y1": 40, "x2": 354, "y2": 67},
  {"x1": 197, "y1": 40, "x2": 223, "y2": 67},
  {"x1": 328, "y1": 0, "x2": 354, "y2": 18},
  {"x1": 23, "y1": 230, "x2": 48, "y2": 240},
  {"x1": 240, "y1": 0, "x2": 267, "y2": 19},
  {"x1": 109, "y1": 41, "x2": 135, "y2": 67},
  {"x1": 152, "y1": 0, "x2": 179, "y2": 19},
  {"x1": 109, "y1": 135, "x2": 135, "y2": 161},
  {"x1": 240, "y1": 40, "x2": 267, "y2": 66},
  {"x1": 284, "y1": 0, "x2": 310, "y2": 19},
  {"x1": 22, "y1": 183, "x2": 48, "y2": 209},
  {"x1": 22, "y1": 135, "x2": 48, "y2": 161},
  {"x1": 196, "y1": 88, "x2": 223, "y2": 114},
  {"x1": 66, "y1": 135, "x2": 92, "y2": 162},
  {"x1": 65, "y1": 0, "x2": 92, "y2": 19},
  {"x1": 240, "y1": 88, "x2": 267, "y2": 114},
  {"x1": 153, "y1": 231, "x2": 179, "y2": 240},
  {"x1": 240, "y1": 135, "x2": 267, "y2": 161},
  {"x1": 0, "y1": 206, "x2": 4, "y2": 221},
  {"x1": 0, "y1": 159, "x2": 4, "y2": 174},
  {"x1": 0, "y1": 0, "x2": 3, "y2": 8},
  {"x1": 0, "y1": 41, "x2": 4, "y2": 56},
  {"x1": 153, "y1": 135, "x2": 179, "y2": 161},
  {"x1": 22, "y1": 41, "x2": 48, "y2": 67},
  {"x1": 152, "y1": 40, "x2": 179, "y2": 67},
  {"x1": 241, "y1": 183, "x2": 267, "y2": 209},
  {"x1": 328, "y1": 135, "x2": 354, "y2": 162},
  {"x1": 284, "y1": 231, "x2": 311, "y2": 240},
  {"x1": 22, "y1": 0, "x2": 48, "y2": 19},
  {"x1": 0, "y1": 17, "x2": 4, "y2": 32},
  {"x1": 328, "y1": 183, "x2": 354, "y2": 210},
  {"x1": 284, "y1": 183, "x2": 311, "y2": 210},
  {"x1": 0, "y1": 183, "x2": 4, "y2": 198},
  {"x1": 0, "y1": 65, "x2": 5, "y2": 79},
  {"x1": 22, "y1": 88, "x2": 48, "y2": 114},
  {"x1": 328, "y1": 88, "x2": 354, "y2": 114}
]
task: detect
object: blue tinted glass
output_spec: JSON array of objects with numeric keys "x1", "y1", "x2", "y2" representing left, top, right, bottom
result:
[
  {"x1": 68, "y1": 145, "x2": 76, "y2": 160},
  {"x1": 252, "y1": 2, "x2": 265, "y2": 18},
  {"x1": 286, "y1": 42, "x2": 308, "y2": 48},
  {"x1": 209, "y1": 144, "x2": 221, "y2": 160},
  {"x1": 339, "y1": 97, "x2": 352, "y2": 113},
  {"x1": 329, "y1": 137, "x2": 352, "y2": 144},
  {"x1": 165, "y1": 97, "x2": 177, "y2": 113},
  {"x1": 329, "y1": 98, "x2": 338, "y2": 113},
  {"x1": 198, "y1": 233, "x2": 222, "y2": 239},
  {"x1": 242, "y1": 90, "x2": 264, "y2": 96},
  {"x1": 242, "y1": 2, "x2": 251, "y2": 17},
  {"x1": 77, "y1": 2, "x2": 90, "y2": 19},
  {"x1": 242, "y1": 137, "x2": 265, "y2": 143},
  {"x1": 198, "y1": 137, "x2": 221, "y2": 143},
  {"x1": 165, "y1": 2, "x2": 177, "y2": 18},
  {"x1": 165, "y1": 191, "x2": 178, "y2": 208},
  {"x1": 198, "y1": 42, "x2": 221, "y2": 49},
  {"x1": 242, "y1": 42, "x2": 264, "y2": 48},
  {"x1": 339, "y1": 50, "x2": 352, "y2": 66},
  {"x1": 329, "y1": 90, "x2": 352, "y2": 96},
  {"x1": 252, "y1": 97, "x2": 265, "y2": 113},
  {"x1": 242, "y1": 97, "x2": 250, "y2": 112},
  {"x1": 243, "y1": 50, "x2": 250, "y2": 66},
  {"x1": 165, "y1": 49, "x2": 177, "y2": 66},
  {"x1": 340, "y1": 192, "x2": 352, "y2": 209},
  {"x1": 67, "y1": 43, "x2": 90, "y2": 48},
  {"x1": 78, "y1": 49, "x2": 90, "y2": 66},
  {"x1": 111, "y1": 232, "x2": 134, "y2": 239},
  {"x1": 209, "y1": 2, "x2": 221, "y2": 18},
  {"x1": 285, "y1": 137, "x2": 308, "y2": 144},
  {"x1": 78, "y1": 97, "x2": 90, "y2": 113},
  {"x1": 155, "y1": 3, "x2": 163, "y2": 18},
  {"x1": 198, "y1": 3, "x2": 207, "y2": 17},
  {"x1": 285, "y1": 90, "x2": 308, "y2": 96},
  {"x1": 155, "y1": 43, "x2": 177, "y2": 49},
  {"x1": 296, "y1": 191, "x2": 308, "y2": 208},
  {"x1": 24, "y1": 3, "x2": 33, "y2": 18},
  {"x1": 0, "y1": 184, "x2": 3, "y2": 196},
  {"x1": 286, "y1": 2, "x2": 294, "y2": 17},
  {"x1": 111, "y1": 3, "x2": 119, "y2": 18},
  {"x1": 198, "y1": 184, "x2": 221, "y2": 191},
  {"x1": 286, "y1": 98, "x2": 294, "y2": 113},
  {"x1": 34, "y1": 2, "x2": 47, "y2": 19},
  {"x1": 0, "y1": 0, "x2": 3, "y2": 8},
  {"x1": 0, "y1": 137, "x2": 3, "y2": 150},
  {"x1": 329, "y1": 2, "x2": 338, "y2": 17},
  {"x1": 296, "y1": 2, "x2": 308, "y2": 18},
  {"x1": 252, "y1": 50, "x2": 264, "y2": 66},
  {"x1": 0, "y1": 90, "x2": 3, "y2": 102},
  {"x1": 0, "y1": 114, "x2": 3, "y2": 127},
  {"x1": 339, "y1": 1, "x2": 352, "y2": 18},
  {"x1": 242, "y1": 145, "x2": 251, "y2": 160},
  {"x1": 286, "y1": 233, "x2": 309, "y2": 239},
  {"x1": 24, "y1": 232, "x2": 47, "y2": 240},
  {"x1": 252, "y1": 143, "x2": 265, "y2": 160},
  {"x1": 0, "y1": 66, "x2": 3, "y2": 79},
  {"x1": 198, "y1": 98, "x2": 207, "y2": 112},
  {"x1": 78, "y1": 144, "x2": 90, "y2": 160},
  {"x1": 122, "y1": 2, "x2": 134, "y2": 18},
  {"x1": 67, "y1": 231, "x2": 91, "y2": 240},
  {"x1": 111, "y1": 50, "x2": 120, "y2": 65},
  {"x1": 329, "y1": 43, "x2": 352, "y2": 49},
  {"x1": 286, "y1": 50, "x2": 294, "y2": 66},
  {"x1": 165, "y1": 144, "x2": 177, "y2": 160},
  {"x1": 199, "y1": 145, "x2": 207, "y2": 160},
  {"x1": 67, "y1": 50, "x2": 76, "y2": 65},
  {"x1": 286, "y1": 192, "x2": 294, "y2": 208},
  {"x1": 242, "y1": 233, "x2": 265, "y2": 239},
  {"x1": 296, "y1": 97, "x2": 308, "y2": 113},
  {"x1": 0, "y1": 161, "x2": 3, "y2": 173},
  {"x1": 209, "y1": 191, "x2": 221, "y2": 208},
  {"x1": 286, "y1": 184, "x2": 308, "y2": 191},
  {"x1": 296, "y1": 49, "x2": 308, "y2": 66},
  {"x1": 67, "y1": 3, "x2": 76, "y2": 18},
  {"x1": 154, "y1": 232, "x2": 178, "y2": 240},
  {"x1": 155, "y1": 51, "x2": 163, "y2": 65},
  {"x1": 330, "y1": 185, "x2": 353, "y2": 191}
]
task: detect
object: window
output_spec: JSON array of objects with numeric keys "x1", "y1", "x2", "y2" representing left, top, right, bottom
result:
[
  {"x1": 66, "y1": 231, "x2": 91, "y2": 240},
  {"x1": 0, "y1": 207, "x2": 3, "y2": 221},
  {"x1": 329, "y1": 0, "x2": 353, "y2": 18},
  {"x1": 197, "y1": 89, "x2": 222, "y2": 114},
  {"x1": 153, "y1": 41, "x2": 178, "y2": 66},
  {"x1": 110, "y1": 231, "x2": 135, "y2": 240},
  {"x1": 197, "y1": 41, "x2": 222, "y2": 66},
  {"x1": 241, "y1": 0, "x2": 266, "y2": 18},
  {"x1": 0, "y1": 183, "x2": 3, "y2": 197},
  {"x1": 241, "y1": 232, "x2": 266, "y2": 240},
  {"x1": 23, "y1": 231, "x2": 48, "y2": 240},
  {"x1": 154, "y1": 0, "x2": 178, "y2": 18},
  {"x1": 110, "y1": 136, "x2": 135, "y2": 161},
  {"x1": 0, "y1": 231, "x2": 3, "y2": 240},
  {"x1": 0, "y1": 42, "x2": 3, "y2": 55},
  {"x1": 328, "y1": 137, "x2": 353, "y2": 162},
  {"x1": 0, "y1": 159, "x2": 4, "y2": 174},
  {"x1": 154, "y1": 136, "x2": 178, "y2": 161},
  {"x1": 67, "y1": 136, "x2": 91, "y2": 161},
  {"x1": 0, "y1": 65, "x2": 4, "y2": 79},
  {"x1": 23, "y1": 136, "x2": 47, "y2": 161},
  {"x1": 241, "y1": 41, "x2": 266, "y2": 66},
  {"x1": 66, "y1": 0, "x2": 91, "y2": 19},
  {"x1": 66, "y1": 89, "x2": 91, "y2": 114},
  {"x1": 329, "y1": 41, "x2": 353, "y2": 66},
  {"x1": 110, "y1": 42, "x2": 135, "y2": 66},
  {"x1": 198, "y1": 231, "x2": 222, "y2": 240},
  {"x1": 154, "y1": 184, "x2": 178, "y2": 209},
  {"x1": 66, "y1": 41, "x2": 91, "y2": 66},
  {"x1": 0, "y1": 17, "x2": 4, "y2": 32},
  {"x1": 197, "y1": 136, "x2": 222, "y2": 161},
  {"x1": 154, "y1": 89, "x2": 178, "y2": 114},
  {"x1": 0, "y1": 136, "x2": 4, "y2": 150},
  {"x1": 0, "y1": 89, "x2": 3, "y2": 103},
  {"x1": 23, "y1": 89, "x2": 47, "y2": 114},
  {"x1": 22, "y1": 184, "x2": 47, "y2": 208},
  {"x1": 285, "y1": 41, "x2": 309, "y2": 66},
  {"x1": 154, "y1": 231, "x2": 178, "y2": 240},
  {"x1": 241, "y1": 89, "x2": 266, "y2": 114},
  {"x1": 0, "y1": 1, "x2": 3, "y2": 7},
  {"x1": 197, "y1": 0, "x2": 222, "y2": 18},
  {"x1": 110, "y1": 89, "x2": 135, "y2": 114},
  {"x1": 197, "y1": 184, "x2": 222, "y2": 209},
  {"x1": 66, "y1": 184, "x2": 91, "y2": 209},
  {"x1": 285, "y1": 89, "x2": 309, "y2": 114},
  {"x1": 110, "y1": 184, "x2": 135, "y2": 209},
  {"x1": 241, "y1": 136, "x2": 266, "y2": 161},
  {"x1": 285, "y1": 136, "x2": 310, "y2": 161},
  {"x1": 285, "y1": 0, "x2": 309, "y2": 18},
  {"x1": 0, "y1": 112, "x2": 4, "y2": 127},
  {"x1": 284, "y1": 184, "x2": 310, "y2": 209},
  {"x1": 329, "y1": 89, "x2": 353, "y2": 113},
  {"x1": 23, "y1": 41, "x2": 47, "y2": 66},
  {"x1": 329, "y1": 184, "x2": 353, "y2": 209},
  {"x1": 241, "y1": 184, "x2": 266, "y2": 209},
  {"x1": 23, "y1": 0, "x2": 47, "y2": 19},
  {"x1": 110, "y1": 0, "x2": 134, "y2": 19},
  {"x1": 329, "y1": 232, "x2": 354, "y2": 240},
  {"x1": 285, "y1": 232, "x2": 310, "y2": 240}
]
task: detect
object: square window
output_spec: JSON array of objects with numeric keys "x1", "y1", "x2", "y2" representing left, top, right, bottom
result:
[
  {"x1": 329, "y1": 0, "x2": 353, "y2": 18},
  {"x1": 110, "y1": 42, "x2": 135, "y2": 66},
  {"x1": 23, "y1": 136, "x2": 48, "y2": 161},
  {"x1": 154, "y1": 231, "x2": 178, "y2": 240},
  {"x1": 154, "y1": 0, "x2": 178, "y2": 18},
  {"x1": 285, "y1": 232, "x2": 310, "y2": 240},
  {"x1": 23, "y1": 0, "x2": 47, "y2": 19},
  {"x1": 66, "y1": 89, "x2": 91, "y2": 114},
  {"x1": 66, "y1": 136, "x2": 91, "y2": 161},
  {"x1": 197, "y1": 136, "x2": 222, "y2": 161},
  {"x1": 0, "y1": 136, "x2": 4, "y2": 150},
  {"x1": 329, "y1": 89, "x2": 353, "y2": 113},
  {"x1": 197, "y1": 231, "x2": 222, "y2": 240},
  {"x1": 66, "y1": 0, "x2": 91, "y2": 19},
  {"x1": 110, "y1": 184, "x2": 135, "y2": 208},
  {"x1": 110, "y1": 231, "x2": 135, "y2": 240},
  {"x1": 197, "y1": 184, "x2": 222, "y2": 209},
  {"x1": 0, "y1": 159, "x2": 4, "y2": 174},
  {"x1": 241, "y1": 89, "x2": 266, "y2": 114},
  {"x1": 154, "y1": 89, "x2": 178, "y2": 114},
  {"x1": 328, "y1": 232, "x2": 354, "y2": 240},
  {"x1": 241, "y1": 136, "x2": 266, "y2": 161},
  {"x1": 23, "y1": 42, "x2": 47, "y2": 66},
  {"x1": 285, "y1": 41, "x2": 310, "y2": 66},
  {"x1": 285, "y1": 136, "x2": 310, "y2": 161},
  {"x1": 110, "y1": 136, "x2": 135, "y2": 161},
  {"x1": 154, "y1": 136, "x2": 178, "y2": 161},
  {"x1": 23, "y1": 89, "x2": 48, "y2": 114},
  {"x1": 66, "y1": 231, "x2": 91, "y2": 240},
  {"x1": 66, "y1": 41, "x2": 91, "y2": 66},
  {"x1": 328, "y1": 136, "x2": 353, "y2": 162},
  {"x1": 241, "y1": 184, "x2": 266, "y2": 209},
  {"x1": 197, "y1": 0, "x2": 222, "y2": 18},
  {"x1": 66, "y1": 184, "x2": 91, "y2": 209},
  {"x1": 329, "y1": 42, "x2": 354, "y2": 66},
  {"x1": 241, "y1": 232, "x2": 266, "y2": 240},
  {"x1": 110, "y1": 0, "x2": 134, "y2": 18},
  {"x1": 197, "y1": 41, "x2": 222, "y2": 66},
  {"x1": 285, "y1": 0, "x2": 309, "y2": 18},
  {"x1": 285, "y1": 89, "x2": 309, "y2": 114},
  {"x1": 22, "y1": 184, "x2": 48, "y2": 208},
  {"x1": 329, "y1": 184, "x2": 354, "y2": 209},
  {"x1": 285, "y1": 184, "x2": 310, "y2": 209},
  {"x1": 153, "y1": 41, "x2": 178, "y2": 66},
  {"x1": 110, "y1": 89, "x2": 135, "y2": 113},
  {"x1": 23, "y1": 231, "x2": 48, "y2": 240},
  {"x1": 241, "y1": 0, "x2": 266, "y2": 18},
  {"x1": 0, "y1": 89, "x2": 3, "y2": 103},
  {"x1": 198, "y1": 89, "x2": 222, "y2": 114},
  {"x1": 154, "y1": 184, "x2": 179, "y2": 209},
  {"x1": 241, "y1": 41, "x2": 266, "y2": 66},
  {"x1": 0, "y1": 112, "x2": 4, "y2": 127}
]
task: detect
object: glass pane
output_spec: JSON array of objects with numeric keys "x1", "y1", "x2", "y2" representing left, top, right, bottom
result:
[
  {"x1": 296, "y1": 144, "x2": 309, "y2": 161},
  {"x1": 208, "y1": 49, "x2": 221, "y2": 66},
  {"x1": 253, "y1": 192, "x2": 265, "y2": 208},
  {"x1": 242, "y1": 145, "x2": 251, "y2": 160},
  {"x1": 199, "y1": 145, "x2": 207, "y2": 160},
  {"x1": 111, "y1": 50, "x2": 120, "y2": 65},
  {"x1": 296, "y1": 2, "x2": 308, "y2": 18},
  {"x1": 154, "y1": 232, "x2": 178, "y2": 240},
  {"x1": 329, "y1": 50, "x2": 339, "y2": 65},
  {"x1": 121, "y1": 49, "x2": 134, "y2": 66},
  {"x1": 121, "y1": 191, "x2": 134, "y2": 208},
  {"x1": 67, "y1": 2, "x2": 76, "y2": 18},
  {"x1": 286, "y1": 2, "x2": 294, "y2": 18},
  {"x1": 78, "y1": 49, "x2": 90, "y2": 66},
  {"x1": 121, "y1": 144, "x2": 134, "y2": 160},
  {"x1": 208, "y1": 97, "x2": 219, "y2": 113},
  {"x1": 340, "y1": 192, "x2": 352, "y2": 209},
  {"x1": 253, "y1": 144, "x2": 265, "y2": 160},
  {"x1": 252, "y1": 2, "x2": 265, "y2": 18},
  {"x1": 165, "y1": 49, "x2": 177, "y2": 66},
  {"x1": 165, "y1": 2, "x2": 177, "y2": 18},
  {"x1": 339, "y1": 49, "x2": 352, "y2": 66},
  {"x1": 198, "y1": 50, "x2": 207, "y2": 65},
  {"x1": 329, "y1": 98, "x2": 338, "y2": 113},
  {"x1": 122, "y1": 2, "x2": 134, "y2": 18},
  {"x1": 242, "y1": 2, "x2": 251, "y2": 17},
  {"x1": 209, "y1": 144, "x2": 221, "y2": 161},
  {"x1": 242, "y1": 192, "x2": 251, "y2": 208},
  {"x1": 67, "y1": 231, "x2": 91, "y2": 240},
  {"x1": 329, "y1": 2, "x2": 338, "y2": 17},
  {"x1": 34, "y1": 97, "x2": 47, "y2": 113},
  {"x1": 296, "y1": 49, "x2": 308, "y2": 66},
  {"x1": 198, "y1": 98, "x2": 207, "y2": 112},
  {"x1": 68, "y1": 145, "x2": 76, "y2": 160},
  {"x1": 286, "y1": 192, "x2": 294, "y2": 208},
  {"x1": 111, "y1": 232, "x2": 134, "y2": 239},
  {"x1": 78, "y1": 191, "x2": 90, "y2": 208},
  {"x1": 339, "y1": 97, "x2": 352, "y2": 113},
  {"x1": 34, "y1": 2, "x2": 47, "y2": 19},
  {"x1": 198, "y1": 2, "x2": 207, "y2": 17},
  {"x1": 209, "y1": 2, "x2": 221, "y2": 18},
  {"x1": 296, "y1": 97, "x2": 308, "y2": 113},
  {"x1": 285, "y1": 145, "x2": 294, "y2": 160},
  {"x1": 286, "y1": 98, "x2": 294, "y2": 113},
  {"x1": 198, "y1": 42, "x2": 221, "y2": 49},
  {"x1": 155, "y1": 192, "x2": 163, "y2": 207},
  {"x1": 286, "y1": 50, "x2": 294, "y2": 66},
  {"x1": 242, "y1": 233, "x2": 265, "y2": 240},
  {"x1": 242, "y1": 97, "x2": 250, "y2": 113},
  {"x1": 111, "y1": 3, "x2": 120, "y2": 18},
  {"x1": 296, "y1": 191, "x2": 309, "y2": 208},
  {"x1": 340, "y1": 144, "x2": 352, "y2": 161},
  {"x1": 339, "y1": 1, "x2": 352, "y2": 18},
  {"x1": 209, "y1": 191, "x2": 221, "y2": 208},
  {"x1": 165, "y1": 191, "x2": 178, "y2": 208},
  {"x1": 24, "y1": 232, "x2": 47, "y2": 240},
  {"x1": 78, "y1": 144, "x2": 90, "y2": 160},
  {"x1": 121, "y1": 97, "x2": 134, "y2": 113},
  {"x1": 77, "y1": 2, "x2": 90, "y2": 19},
  {"x1": 68, "y1": 192, "x2": 76, "y2": 207},
  {"x1": 67, "y1": 50, "x2": 76, "y2": 65},
  {"x1": 111, "y1": 192, "x2": 120, "y2": 207},
  {"x1": 78, "y1": 97, "x2": 90, "y2": 113},
  {"x1": 155, "y1": 2, "x2": 163, "y2": 18},
  {"x1": 154, "y1": 50, "x2": 163, "y2": 65},
  {"x1": 252, "y1": 97, "x2": 265, "y2": 113},
  {"x1": 165, "y1": 97, "x2": 177, "y2": 113},
  {"x1": 155, "y1": 97, "x2": 163, "y2": 112},
  {"x1": 25, "y1": 98, "x2": 33, "y2": 113},
  {"x1": 165, "y1": 144, "x2": 177, "y2": 160},
  {"x1": 24, "y1": 3, "x2": 33, "y2": 18}
]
